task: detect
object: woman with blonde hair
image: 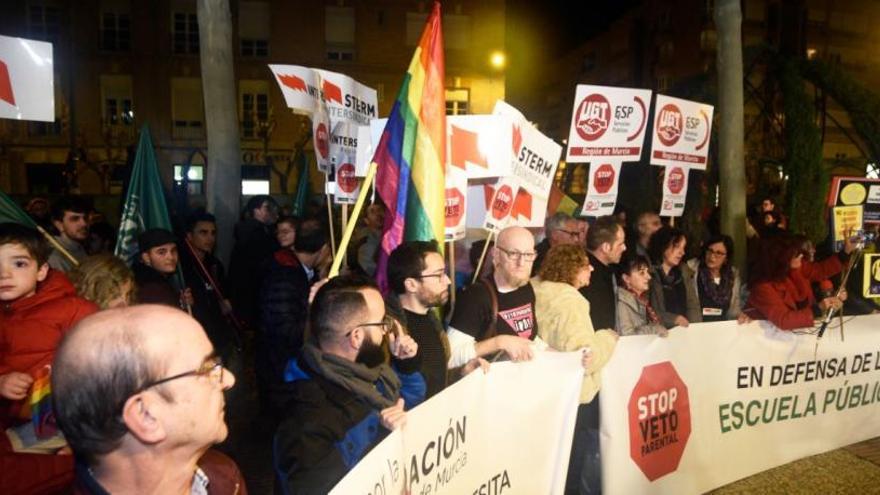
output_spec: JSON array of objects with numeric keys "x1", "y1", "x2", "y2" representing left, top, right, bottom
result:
[
  {"x1": 69, "y1": 254, "x2": 135, "y2": 309},
  {"x1": 532, "y1": 243, "x2": 618, "y2": 495}
]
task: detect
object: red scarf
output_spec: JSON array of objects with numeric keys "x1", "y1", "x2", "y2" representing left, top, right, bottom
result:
[{"x1": 626, "y1": 287, "x2": 660, "y2": 324}]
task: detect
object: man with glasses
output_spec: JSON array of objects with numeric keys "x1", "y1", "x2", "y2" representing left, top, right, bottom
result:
[
  {"x1": 448, "y1": 226, "x2": 541, "y2": 367},
  {"x1": 532, "y1": 212, "x2": 580, "y2": 275},
  {"x1": 273, "y1": 275, "x2": 424, "y2": 493},
  {"x1": 386, "y1": 241, "x2": 487, "y2": 399},
  {"x1": 51, "y1": 305, "x2": 246, "y2": 494}
]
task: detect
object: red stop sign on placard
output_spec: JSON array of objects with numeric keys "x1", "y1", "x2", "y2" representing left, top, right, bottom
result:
[
  {"x1": 592, "y1": 163, "x2": 616, "y2": 194},
  {"x1": 315, "y1": 123, "x2": 329, "y2": 158},
  {"x1": 491, "y1": 185, "x2": 514, "y2": 220},
  {"x1": 445, "y1": 188, "x2": 464, "y2": 227},
  {"x1": 667, "y1": 167, "x2": 685, "y2": 194},
  {"x1": 336, "y1": 163, "x2": 357, "y2": 193},
  {"x1": 627, "y1": 362, "x2": 691, "y2": 481}
]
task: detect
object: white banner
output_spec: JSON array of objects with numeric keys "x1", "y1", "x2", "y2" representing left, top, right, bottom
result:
[
  {"x1": 331, "y1": 352, "x2": 584, "y2": 494},
  {"x1": 331, "y1": 121, "x2": 361, "y2": 204},
  {"x1": 483, "y1": 101, "x2": 562, "y2": 231},
  {"x1": 580, "y1": 161, "x2": 623, "y2": 217},
  {"x1": 444, "y1": 168, "x2": 468, "y2": 241},
  {"x1": 650, "y1": 94, "x2": 714, "y2": 170},
  {"x1": 600, "y1": 316, "x2": 880, "y2": 494},
  {"x1": 566, "y1": 85, "x2": 652, "y2": 163},
  {"x1": 659, "y1": 166, "x2": 688, "y2": 217},
  {"x1": 0, "y1": 35, "x2": 54, "y2": 122},
  {"x1": 447, "y1": 114, "x2": 513, "y2": 180},
  {"x1": 465, "y1": 182, "x2": 495, "y2": 229},
  {"x1": 269, "y1": 64, "x2": 378, "y2": 125}
]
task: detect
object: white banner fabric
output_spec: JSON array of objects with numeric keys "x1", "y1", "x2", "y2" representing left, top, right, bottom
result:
[
  {"x1": 600, "y1": 316, "x2": 880, "y2": 495},
  {"x1": 331, "y1": 352, "x2": 584, "y2": 495},
  {"x1": 269, "y1": 64, "x2": 378, "y2": 125},
  {"x1": 0, "y1": 35, "x2": 54, "y2": 122}
]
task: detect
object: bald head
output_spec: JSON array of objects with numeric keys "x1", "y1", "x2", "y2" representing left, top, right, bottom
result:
[
  {"x1": 52, "y1": 306, "x2": 207, "y2": 464},
  {"x1": 493, "y1": 226, "x2": 536, "y2": 289}
]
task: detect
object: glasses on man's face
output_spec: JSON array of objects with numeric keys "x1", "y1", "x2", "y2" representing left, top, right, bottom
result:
[
  {"x1": 346, "y1": 314, "x2": 396, "y2": 337},
  {"x1": 496, "y1": 246, "x2": 537, "y2": 262},
  {"x1": 141, "y1": 354, "x2": 225, "y2": 391},
  {"x1": 414, "y1": 270, "x2": 447, "y2": 281},
  {"x1": 558, "y1": 229, "x2": 580, "y2": 239}
]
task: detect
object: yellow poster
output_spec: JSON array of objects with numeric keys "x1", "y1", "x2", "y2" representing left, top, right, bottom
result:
[
  {"x1": 864, "y1": 253, "x2": 880, "y2": 299},
  {"x1": 832, "y1": 205, "x2": 863, "y2": 244}
]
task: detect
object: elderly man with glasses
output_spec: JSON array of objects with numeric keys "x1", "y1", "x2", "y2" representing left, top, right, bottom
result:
[
  {"x1": 447, "y1": 226, "x2": 544, "y2": 367},
  {"x1": 51, "y1": 305, "x2": 245, "y2": 494},
  {"x1": 272, "y1": 275, "x2": 424, "y2": 494},
  {"x1": 532, "y1": 212, "x2": 581, "y2": 276}
]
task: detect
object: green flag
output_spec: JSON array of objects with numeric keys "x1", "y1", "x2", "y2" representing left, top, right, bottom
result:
[
  {"x1": 291, "y1": 152, "x2": 311, "y2": 217},
  {"x1": 0, "y1": 190, "x2": 37, "y2": 227},
  {"x1": 114, "y1": 124, "x2": 174, "y2": 264}
]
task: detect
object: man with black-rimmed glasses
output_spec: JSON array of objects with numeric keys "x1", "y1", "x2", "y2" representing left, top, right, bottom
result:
[
  {"x1": 51, "y1": 305, "x2": 246, "y2": 494},
  {"x1": 448, "y1": 226, "x2": 544, "y2": 367},
  {"x1": 272, "y1": 275, "x2": 424, "y2": 494}
]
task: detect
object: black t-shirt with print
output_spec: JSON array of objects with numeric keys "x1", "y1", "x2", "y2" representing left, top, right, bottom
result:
[
  {"x1": 450, "y1": 279, "x2": 537, "y2": 341},
  {"x1": 403, "y1": 309, "x2": 448, "y2": 399}
]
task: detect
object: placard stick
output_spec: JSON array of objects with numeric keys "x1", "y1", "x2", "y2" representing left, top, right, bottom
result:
[
  {"x1": 326, "y1": 184, "x2": 337, "y2": 259},
  {"x1": 36, "y1": 225, "x2": 78, "y2": 266},
  {"x1": 329, "y1": 162, "x2": 377, "y2": 278},
  {"x1": 471, "y1": 231, "x2": 495, "y2": 285},
  {"x1": 341, "y1": 204, "x2": 349, "y2": 268}
]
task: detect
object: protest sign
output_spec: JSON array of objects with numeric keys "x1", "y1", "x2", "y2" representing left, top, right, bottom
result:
[
  {"x1": 330, "y1": 121, "x2": 361, "y2": 204},
  {"x1": 566, "y1": 85, "x2": 652, "y2": 163},
  {"x1": 650, "y1": 95, "x2": 713, "y2": 170},
  {"x1": 0, "y1": 34, "x2": 54, "y2": 122},
  {"x1": 827, "y1": 176, "x2": 880, "y2": 224},
  {"x1": 659, "y1": 166, "x2": 688, "y2": 217},
  {"x1": 831, "y1": 205, "x2": 863, "y2": 251},
  {"x1": 269, "y1": 64, "x2": 378, "y2": 125},
  {"x1": 601, "y1": 316, "x2": 880, "y2": 494},
  {"x1": 580, "y1": 161, "x2": 623, "y2": 217},
  {"x1": 863, "y1": 254, "x2": 880, "y2": 299}
]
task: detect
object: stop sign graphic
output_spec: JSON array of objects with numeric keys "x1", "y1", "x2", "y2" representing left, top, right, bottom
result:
[
  {"x1": 337, "y1": 163, "x2": 357, "y2": 193},
  {"x1": 491, "y1": 185, "x2": 514, "y2": 220},
  {"x1": 592, "y1": 163, "x2": 616, "y2": 194},
  {"x1": 666, "y1": 167, "x2": 685, "y2": 194},
  {"x1": 315, "y1": 123, "x2": 329, "y2": 158},
  {"x1": 627, "y1": 361, "x2": 691, "y2": 481},
  {"x1": 445, "y1": 187, "x2": 464, "y2": 227}
]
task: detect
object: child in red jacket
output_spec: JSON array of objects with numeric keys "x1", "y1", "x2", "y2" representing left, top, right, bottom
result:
[{"x1": 0, "y1": 223, "x2": 97, "y2": 494}]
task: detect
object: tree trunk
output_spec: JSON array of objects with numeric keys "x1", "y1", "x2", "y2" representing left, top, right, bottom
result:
[
  {"x1": 715, "y1": 0, "x2": 747, "y2": 275},
  {"x1": 198, "y1": 0, "x2": 240, "y2": 265}
]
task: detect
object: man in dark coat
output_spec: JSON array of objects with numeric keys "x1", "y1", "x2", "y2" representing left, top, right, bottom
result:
[{"x1": 228, "y1": 195, "x2": 279, "y2": 327}]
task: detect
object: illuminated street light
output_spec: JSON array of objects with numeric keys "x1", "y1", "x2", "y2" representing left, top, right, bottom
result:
[{"x1": 489, "y1": 50, "x2": 506, "y2": 69}]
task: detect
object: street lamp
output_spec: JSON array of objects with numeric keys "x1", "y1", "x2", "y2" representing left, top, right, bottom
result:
[{"x1": 489, "y1": 50, "x2": 506, "y2": 70}]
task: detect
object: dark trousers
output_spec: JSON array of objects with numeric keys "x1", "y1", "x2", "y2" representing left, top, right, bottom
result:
[{"x1": 565, "y1": 397, "x2": 602, "y2": 495}]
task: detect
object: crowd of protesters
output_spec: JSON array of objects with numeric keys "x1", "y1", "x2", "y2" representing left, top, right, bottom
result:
[{"x1": 1, "y1": 192, "x2": 878, "y2": 494}]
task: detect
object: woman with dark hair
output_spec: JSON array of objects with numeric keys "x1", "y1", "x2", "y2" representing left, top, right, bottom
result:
[
  {"x1": 681, "y1": 234, "x2": 749, "y2": 323},
  {"x1": 647, "y1": 226, "x2": 692, "y2": 328},
  {"x1": 746, "y1": 234, "x2": 851, "y2": 330},
  {"x1": 616, "y1": 254, "x2": 669, "y2": 336}
]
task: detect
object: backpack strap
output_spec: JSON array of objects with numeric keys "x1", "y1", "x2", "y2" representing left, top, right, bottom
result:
[{"x1": 478, "y1": 278, "x2": 499, "y2": 340}]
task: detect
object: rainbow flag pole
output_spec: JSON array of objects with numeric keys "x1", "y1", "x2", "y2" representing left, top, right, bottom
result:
[{"x1": 373, "y1": 1, "x2": 446, "y2": 292}]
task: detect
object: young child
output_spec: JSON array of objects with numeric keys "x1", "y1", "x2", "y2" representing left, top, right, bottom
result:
[{"x1": 0, "y1": 223, "x2": 98, "y2": 425}]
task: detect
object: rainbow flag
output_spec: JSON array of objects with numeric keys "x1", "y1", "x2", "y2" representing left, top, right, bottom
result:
[
  {"x1": 29, "y1": 365, "x2": 57, "y2": 439},
  {"x1": 374, "y1": 2, "x2": 446, "y2": 291}
]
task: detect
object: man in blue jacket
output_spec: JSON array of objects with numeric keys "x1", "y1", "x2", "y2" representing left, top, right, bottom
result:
[{"x1": 273, "y1": 275, "x2": 425, "y2": 494}]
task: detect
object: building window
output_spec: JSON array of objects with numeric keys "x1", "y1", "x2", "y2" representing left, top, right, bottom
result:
[
  {"x1": 173, "y1": 12, "x2": 199, "y2": 54},
  {"x1": 240, "y1": 80, "x2": 270, "y2": 139},
  {"x1": 445, "y1": 87, "x2": 469, "y2": 115},
  {"x1": 101, "y1": 75, "x2": 134, "y2": 126},
  {"x1": 171, "y1": 77, "x2": 205, "y2": 139},
  {"x1": 101, "y1": 11, "x2": 131, "y2": 52},
  {"x1": 28, "y1": 120, "x2": 63, "y2": 138},
  {"x1": 326, "y1": 6, "x2": 355, "y2": 61},
  {"x1": 174, "y1": 164, "x2": 204, "y2": 194},
  {"x1": 239, "y1": 1, "x2": 269, "y2": 57},
  {"x1": 28, "y1": 4, "x2": 61, "y2": 44}
]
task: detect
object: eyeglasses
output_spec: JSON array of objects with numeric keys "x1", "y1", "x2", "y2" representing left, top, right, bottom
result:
[
  {"x1": 140, "y1": 353, "x2": 225, "y2": 391},
  {"x1": 706, "y1": 248, "x2": 728, "y2": 257},
  {"x1": 346, "y1": 314, "x2": 396, "y2": 337},
  {"x1": 414, "y1": 270, "x2": 447, "y2": 281},
  {"x1": 558, "y1": 229, "x2": 580, "y2": 238},
  {"x1": 496, "y1": 246, "x2": 537, "y2": 262}
]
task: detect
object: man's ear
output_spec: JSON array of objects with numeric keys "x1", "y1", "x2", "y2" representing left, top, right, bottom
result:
[
  {"x1": 52, "y1": 219, "x2": 64, "y2": 234},
  {"x1": 403, "y1": 277, "x2": 420, "y2": 294},
  {"x1": 185, "y1": 232, "x2": 193, "y2": 243},
  {"x1": 120, "y1": 393, "x2": 167, "y2": 445},
  {"x1": 140, "y1": 252, "x2": 151, "y2": 266},
  {"x1": 36, "y1": 263, "x2": 49, "y2": 282}
]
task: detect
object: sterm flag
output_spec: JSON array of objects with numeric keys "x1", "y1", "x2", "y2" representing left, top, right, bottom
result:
[{"x1": 374, "y1": 1, "x2": 446, "y2": 291}]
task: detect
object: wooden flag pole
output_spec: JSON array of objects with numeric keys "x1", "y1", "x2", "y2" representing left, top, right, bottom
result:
[
  {"x1": 36, "y1": 225, "x2": 79, "y2": 267},
  {"x1": 471, "y1": 231, "x2": 495, "y2": 285},
  {"x1": 329, "y1": 162, "x2": 377, "y2": 278}
]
